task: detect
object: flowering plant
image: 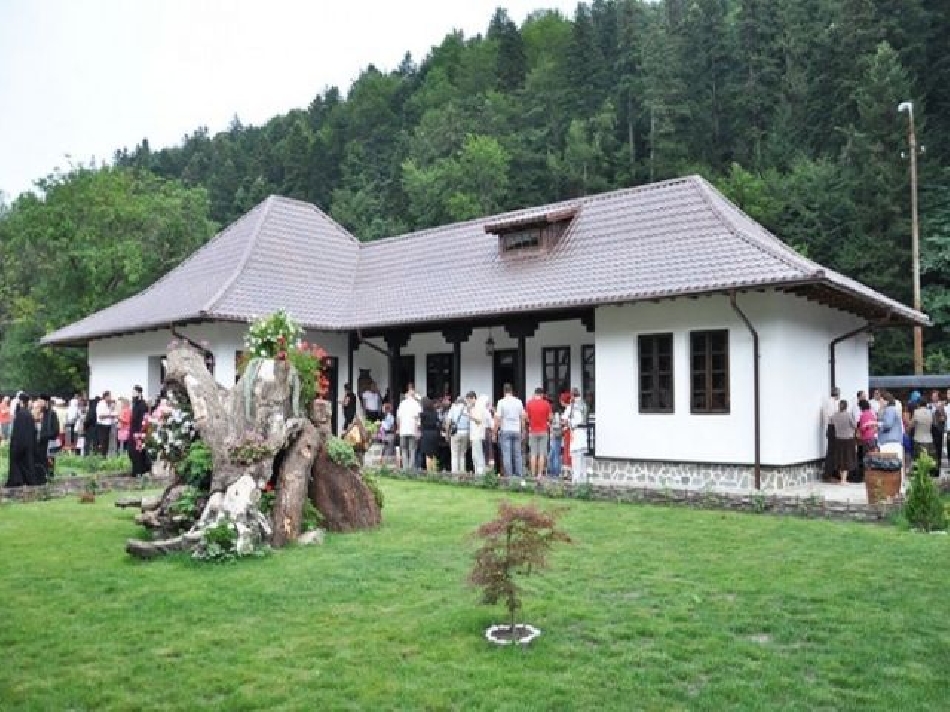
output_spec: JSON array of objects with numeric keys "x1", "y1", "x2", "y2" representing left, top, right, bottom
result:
[
  {"x1": 243, "y1": 312, "x2": 331, "y2": 407},
  {"x1": 244, "y1": 309, "x2": 303, "y2": 359},
  {"x1": 287, "y1": 340, "x2": 331, "y2": 405},
  {"x1": 138, "y1": 390, "x2": 198, "y2": 466},
  {"x1": 228, "y1": 431, "x2": 275, "y2": 465}
]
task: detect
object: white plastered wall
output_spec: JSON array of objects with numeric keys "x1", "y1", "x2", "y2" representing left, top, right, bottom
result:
[
  {"x1": 88, "y1": 324, "x2": 349, "y2": 406},
  {"x1": 594, "y1": 292, "x2": 869, "y2": 467}
]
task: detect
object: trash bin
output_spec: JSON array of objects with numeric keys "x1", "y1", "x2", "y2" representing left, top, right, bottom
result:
[{"x1": 863, "y1": 453, "x2": 902, "y2": 504}]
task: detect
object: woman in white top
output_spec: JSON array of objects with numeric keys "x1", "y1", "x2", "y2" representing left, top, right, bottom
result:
[
  {"x1": 565, "y1": 388, "x2": 589, "y2": 484},
  {"x1": 467, "y1": 392, "x2": 489, "y2": 476}
]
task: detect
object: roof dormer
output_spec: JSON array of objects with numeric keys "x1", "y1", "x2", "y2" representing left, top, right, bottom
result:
[{"x1": 485, "y1": 206, "x2": 578, "y2": 255}]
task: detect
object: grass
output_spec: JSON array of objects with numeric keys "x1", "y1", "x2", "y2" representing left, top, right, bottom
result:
[{"x1": 1, "y1": 480, "x2": 949, "y2": 711}]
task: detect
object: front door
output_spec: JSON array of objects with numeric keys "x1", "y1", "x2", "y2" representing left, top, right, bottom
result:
[{"x1": 493, "y1": 349, "x2": 520, "y2": 404}]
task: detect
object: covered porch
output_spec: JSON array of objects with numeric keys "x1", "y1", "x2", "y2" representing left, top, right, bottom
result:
[{"x1": 345, "y1": 306, "x2": 596, "y2": 412}]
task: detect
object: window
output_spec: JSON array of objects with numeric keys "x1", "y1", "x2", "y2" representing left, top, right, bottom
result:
[
  {"x1": 690, "y1": 330, "x2": 729, "y2": 413},
  {"x1": 542, "y1": 347, "x2": 571, "y2": 403},
  {"x1": 582, "y1": 344, "x2": 595, "y2": 411},
  {"x1": 500, "y1": 227, "x2": 541, "y2": 252},
  {"x1": 426, "y1": 353, "x2": 454, "y2": 399},
  {"x1": 638, "y1": 334, "x2": 674, "y2": 413}
]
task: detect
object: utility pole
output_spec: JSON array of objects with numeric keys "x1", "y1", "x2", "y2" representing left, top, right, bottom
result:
[{"x1": 898, "y1": 101, "x2": 922, "y2": 374}]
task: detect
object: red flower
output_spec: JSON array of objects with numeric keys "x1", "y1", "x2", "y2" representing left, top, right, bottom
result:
[
  {"x1": 277, "y1": 335, "x2": 286, "y2": 345},
  {"x1": 276, "y1": 350, "x2": 287, "y2": 361},
  {"x1": 300, "y1": 340, "x2": 310, "y2": 350}
]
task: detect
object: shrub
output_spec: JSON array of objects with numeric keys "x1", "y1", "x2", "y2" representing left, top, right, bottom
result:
[
  {"x1": 574, "y1": 483, "x2": 594, "y2": 500},
  {"x1": 903, "y1": 452, "x2": 947, "y2": 532},
  {"x1": 302, "y1": 500, "x2": 325, "y2": 532},
  {"x1": 168, "y1": 486, "x2": 203, "y2": 519},
  {"x1": 56, "y1": 453, "x2": 131, "y2": 474},
  {"x1": 481, "y1": 469, "x2": 500, "y2": 489},
  {"x1": 180, "y1": 440, "x2": 213, "y2": 489},
  {"x1": 362, "y1": 472, "x2": 385, "y2": 510},
  {"x1": 259, "y1": 490, "x2": 276, "y2": 515},
  {"x1": 327, "y1": 436, "x2": 358, "y2": 468},
  {"x1": 194, "y1": 518, "x2": 239, "y2": 562},
  {"x1": 469, "y1": 502, "x2": 571, "y2": 635}
]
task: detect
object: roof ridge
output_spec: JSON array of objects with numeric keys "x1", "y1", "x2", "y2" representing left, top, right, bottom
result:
[
  {"x1": 362, "y1": 176, "x2": 694, "y2": 247},
  {"x1": 688, "y1": 175, "x2": 821, "y2": 279},
  {"x1": 267, "y1": 194, "x2": 361, "y2": 246},
  {"x1": 203, "y1": 196, "x2": 276, "y2": 314}
]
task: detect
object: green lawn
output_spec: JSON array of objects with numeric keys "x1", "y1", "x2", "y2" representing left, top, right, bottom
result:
[{"x1": 1, "y1": 480, "x2": 948, "y2": 711}]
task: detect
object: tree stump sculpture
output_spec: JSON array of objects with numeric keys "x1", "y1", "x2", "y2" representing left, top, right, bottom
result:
[{"x1": 126, "y1": 344, "x2": 380, "y2": 559}]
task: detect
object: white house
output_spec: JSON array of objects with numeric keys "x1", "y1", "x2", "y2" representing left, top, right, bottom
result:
[{"x1": 43, "y1": 176, "x2": 927, "y2": 490}]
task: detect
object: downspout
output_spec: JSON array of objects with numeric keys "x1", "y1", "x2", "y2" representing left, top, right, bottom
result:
[
  {"x1": 729, "y1": 292, "x2": 761, "y2": 490},
  {"x1": 829, "y1": 323, "x2": 873, "y2": 392}
]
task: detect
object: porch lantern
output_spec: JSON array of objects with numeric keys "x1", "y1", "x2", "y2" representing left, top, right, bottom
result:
[{"x1": 485, "y1": 331, "x2": 495, "y2": 357}]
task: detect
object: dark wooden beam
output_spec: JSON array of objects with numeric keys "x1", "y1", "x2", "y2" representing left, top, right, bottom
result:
[
  {"x1": 347, "y1": 331, "x2": 357, "y2": 388},
  {"x1": 517, "y1": 335, "x2": 527, "y2": 399},
  {"x1": 580, "y1": 310, "x2": 595, "y2": 333},
  {"x1": 384, "y1": 331, "x2": 411, "y2": 352},
  {"x1": 441, "y1": 325, "x2": 473, "y2": 344},
  {"x1": 357, "y1": 306, "x2": 593, "y2": 341},
  {"x1": 504, "y1": 318, "x2": 539, "y2": 341}
]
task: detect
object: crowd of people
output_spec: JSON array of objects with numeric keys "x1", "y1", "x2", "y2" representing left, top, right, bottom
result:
[
  {"x1": 346, "y1": 381, "x2": 592, "y2": 482},
  {"x1": 822, "y1": 386, "x2": 948, "y2": 485},
  {"x1": 1, "y1": 386, "x2": 152, "y2": 487}
]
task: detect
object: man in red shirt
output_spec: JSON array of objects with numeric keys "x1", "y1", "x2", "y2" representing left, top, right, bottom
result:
[{"x1": 525, "y1": 387, "x2": 553, "y2": 479}]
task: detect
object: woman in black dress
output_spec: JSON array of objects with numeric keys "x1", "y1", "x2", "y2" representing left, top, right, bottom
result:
[{"x1": 418, "y1": 398, "x2": 443, "y2": 473}]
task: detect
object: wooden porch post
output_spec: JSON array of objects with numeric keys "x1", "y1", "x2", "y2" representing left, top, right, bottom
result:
[
  {"x1": 504, "y1": 319, "x2": 539, "y2": 400},
  {"x1": 384, "y1": 331, "x2": 411, "y2": 405},
  {"x1": 441, "y1": 325, "x2": 473, "y2": 397},
  {"x1": 347, "y1": 331, "x2": 357, "y2": 390}
]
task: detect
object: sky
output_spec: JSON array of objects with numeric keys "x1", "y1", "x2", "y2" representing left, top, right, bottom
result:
[{"x1": 0, "y1": 0, "x2": 577, "y2": 201}]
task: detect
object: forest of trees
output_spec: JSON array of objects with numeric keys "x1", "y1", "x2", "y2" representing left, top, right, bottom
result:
[{"x1": 2, "y1": 0, "x2": 949, "y2": 392}]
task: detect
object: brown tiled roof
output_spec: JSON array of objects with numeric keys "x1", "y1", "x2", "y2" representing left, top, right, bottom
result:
[
  {"x1": 41, "y1": 175, "x2": 927, "y2": 346},
  {"x1": 41, "y1": 196, "x2": 359, "y2": 344}
]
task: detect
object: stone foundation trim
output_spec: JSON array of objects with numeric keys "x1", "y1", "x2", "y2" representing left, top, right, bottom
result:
[{"x1": 591, "y1": 458, "x2": 823, "y2": 491}]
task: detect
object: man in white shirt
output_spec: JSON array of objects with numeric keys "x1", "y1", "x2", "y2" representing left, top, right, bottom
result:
[
  {"x1": 396, "y1": 384, "x2": 422, "y2": 470},
  {"x1": 494, "y1": 383, "x2": 526, "y2": 478},
  {"x1": 95, "y1": 390, "x2": 116, "y2": 457},
  {"x1": 361, "y1": 382, "x2": 382, "y2": 422}
]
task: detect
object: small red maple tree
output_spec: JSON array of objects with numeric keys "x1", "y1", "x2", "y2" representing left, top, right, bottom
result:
[{"x1": 469, "y1": 501, "x2": 571, "y2": 635}]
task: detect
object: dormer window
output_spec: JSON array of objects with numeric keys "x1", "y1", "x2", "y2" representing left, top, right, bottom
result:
[
  {"x1": 485, "y1": 206, "x2": 578, "y2": 255},
  {"x1": 501, "y1": 228, "x2": 541, "y2": 252}
]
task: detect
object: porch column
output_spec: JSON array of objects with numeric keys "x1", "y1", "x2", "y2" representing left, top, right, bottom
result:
[
  {"x1": 384, "y1": 331, "x2": 411, "y2": 405},
  {"x1": 441, "y1": 325, "x2": 473, "y2": 397},
  {"x1": 347, "y1": 331, "x2": 358, "y2": 390},
  {"x1": 504, "y1": 319, "x2": 539, "y2": 400}
]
